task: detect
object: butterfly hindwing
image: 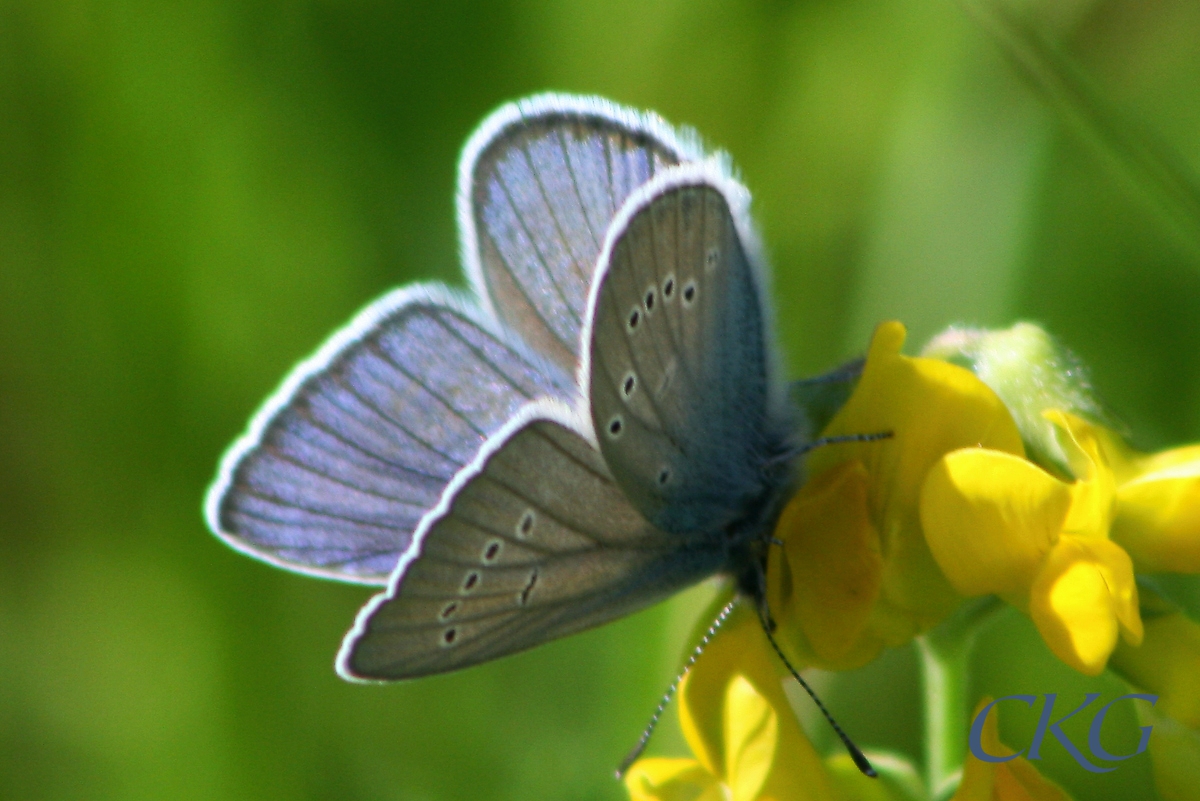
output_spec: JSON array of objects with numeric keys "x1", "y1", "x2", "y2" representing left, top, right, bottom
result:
[
  {"x1": 585, "y1": 166, "x2": 783, "y2": 535},
  {"x1": 338, "y1": 402, "x2": 727, "y2": 679},
  {"x1": 460, "y1": 94, "x2": 703, "y2": 374},
  {"x1": 207, "y1": 285, "x2": 576, "y2": 584}
]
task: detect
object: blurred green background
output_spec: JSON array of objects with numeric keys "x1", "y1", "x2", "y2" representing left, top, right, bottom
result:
[{"x1": 2, "y1": 0, "x2": 1199, "y2": 799}]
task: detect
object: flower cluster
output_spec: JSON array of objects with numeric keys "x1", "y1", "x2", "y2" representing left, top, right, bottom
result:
[{"x1": 626, "y1": 321, "x2": 1200, "y2": 801}]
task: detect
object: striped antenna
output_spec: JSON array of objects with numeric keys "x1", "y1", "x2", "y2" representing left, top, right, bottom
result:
[
  {"x1": 615, "y1": 597, "x2": 739, "y2": 779},
  {"x1": 765, "y1": 430, "x2": 893, "y2": 470},
  {"x1": 760, "y1": 623, "x2": 877, "y2": 778}
]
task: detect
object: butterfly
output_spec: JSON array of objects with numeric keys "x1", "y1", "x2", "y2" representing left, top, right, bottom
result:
[{"x1": 205, "y1": 93, "x2": 805, "y2": 683}]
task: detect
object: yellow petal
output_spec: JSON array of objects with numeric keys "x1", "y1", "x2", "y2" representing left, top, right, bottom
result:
[
  {"x1": 1127, "y1": 443, "x2": 1200, "y2": 477},
  {"x1": 623, "y1": 758, "x2": 724, "y2": 801},
  {"x1": 811, "y1": 321, "x2": 1025, "y2": 631},
  {"x1": 677, "y1": 604, "x2": 837, "y2": 801},
  {"x1": 920, "y1": 449, "x2": 1070, "y2": 599},
  {"x1": 1087, "y1": 422, "x2": 1200, "y2": 572},
  {"x1": 724, "y1": 675, "x2": 776, "y2": 801},
  {"x1": 1028, "y1": 537, "x2": 1141, "y2": 675},
  {"x1": 1111, "y1": 609, "x2": 1200, "y2": 729},
  {"x1": 678, "y1": 606, "x2": 760, "y2": 778},
  {"x1": 1113, "y1": 455, "x2": 1200, "y2": 573},
  {"x1": 752, "y1": 713, "x2": 837, "y2": 801},
  {"x1": 770, "y1": 460, "x2": 883, "y2": 668},
  {"x1": 1044, "y1": 411, "x2": 1116, "y2": 536},
  {"x1": 1095, "y1": 422, "x2": 1200, "y2": 486}
]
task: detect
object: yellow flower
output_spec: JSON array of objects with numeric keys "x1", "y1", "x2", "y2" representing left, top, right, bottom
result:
[
  {"x1": 921, "y1": 410, "x2": 1144, "y2": 675},
  {"x1": 916, "y1": 319, "x2": 1200, "y2": 675},
  {"x1": 771, "y1": 317, "x2": 1200, "y2": 678},
  {"x1": 952, "y1": 698, "x2": 1073, "y2": 801},
  {"x1": 769, "y1": 321, "x2": 1023, "y2": 669},
  {"x1": 623, "y1": 604, "x2": 838, "y2": 801},
  {"x1": 919, "y1": 404, "x2": 1200, "y2": 676}
]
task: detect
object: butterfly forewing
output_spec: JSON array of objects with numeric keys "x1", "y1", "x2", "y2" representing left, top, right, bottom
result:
[
  {"x1": 339, "y1": 404, "x2": 727, "y2": 679},
  {"x1": 461, "y1": 94, "x2": 701, "y2": 374},
  {"x1": 587, "y1": 168, "x2": 778, "y2": 536},
  {"x1": 208, "y1": 287, "x2": 576, "y2": 584}
]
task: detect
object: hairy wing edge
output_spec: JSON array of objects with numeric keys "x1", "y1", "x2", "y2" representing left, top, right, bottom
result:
[{"x1": 456, "y1": 92, "x2": 708, "y2": 328}]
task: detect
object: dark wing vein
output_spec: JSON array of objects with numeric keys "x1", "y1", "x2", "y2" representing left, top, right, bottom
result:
[
  {"x1": 521, "y1": 140, "x2": 591, "y2": 287},
  {"x1": 494, "y1": 166, "x2": 581, "y2": 332},
  {"x1": 556, "y1": 127, "x2": 603, "y2": 253},
  {"x1": 338, "y1": 373, "x2": 464, "y2": 465}
]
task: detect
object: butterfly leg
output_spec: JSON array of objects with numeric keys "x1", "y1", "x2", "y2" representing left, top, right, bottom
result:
[{"x1": 742, "y1": 556, "x2": 777, "y2": 633}]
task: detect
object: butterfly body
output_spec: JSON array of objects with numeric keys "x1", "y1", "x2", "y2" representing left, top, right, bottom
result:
[{"x1": 206, "y1": 94, "x2": 804, "y2": 681}]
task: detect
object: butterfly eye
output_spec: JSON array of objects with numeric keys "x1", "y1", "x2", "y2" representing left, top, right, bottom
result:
[
  {"x1": 462, "y1": 572, "x2": 480, "y2": 593},
  {"x1": 441, "y1": 628, "x2": 459, "y2": 646},
  {"x1": 644, "y1": 288, "x2": 656, "y2": 311},
  {"x1": 607, "y1": 416, "x2": 624, "y2": 438},
  {"x1": 682, "y1": 281, "x2": 697, "y2": 306},
  {"x1": 627, "y1": 308, "x2": 641, "y2": 331},
  {"x1": 657, "y1": 467, "x2": 672, "y2": 486},
  {"x1": 662, "y1": 275, "x2": 676, "y2": 299},
  {"x1": 440, "y1": 602, "x2": 458, "y2": 620},
  {"x1": 482, "y1": 540, "x2": 502, "y2": 563},
  {"x1": 621, "y1": 372, "x2": 637, "y2": 398}
]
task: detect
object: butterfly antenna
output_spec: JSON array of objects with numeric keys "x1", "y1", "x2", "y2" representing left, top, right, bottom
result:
[
  {"x1": 766, "y1": 431, "x2": 892, "y2": 469},
  {"x1": 760, "y1": 623, "x2": 877, "y2": 778},
  {"x1": 797, "y1": 431, "x2": 892, "y2": 457},
  {"x1": 615, "y1": 597, "x2": 739, "y2": 779}
]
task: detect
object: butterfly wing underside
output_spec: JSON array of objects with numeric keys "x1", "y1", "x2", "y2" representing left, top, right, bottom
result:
[
  {"x1": 586, "y1": 167, "x2": 783, "y2": 535},
  {"x1": 207, "y1": 287, "x2": 575, "y2": 584},
  {"x1": 339, "y1": 403, "x2": 726, "y2": 680},
  {"x1": 461, "y1": 94, "x2": 701, "y2": 374}
]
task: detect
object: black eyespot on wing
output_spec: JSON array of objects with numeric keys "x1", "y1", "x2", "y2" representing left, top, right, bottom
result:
[
  {"x1": 607, "y1": 416, "x2": 624, "y2": 438},
  {"x1": 483, "y1": 541, "x2": 501, "y2": 562}
]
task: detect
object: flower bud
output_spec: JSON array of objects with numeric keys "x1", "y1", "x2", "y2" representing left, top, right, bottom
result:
[{"x1": 922, "y1": 322, "x2": 1110, "y2": 475}]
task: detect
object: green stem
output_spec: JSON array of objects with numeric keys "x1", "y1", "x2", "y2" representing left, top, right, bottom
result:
[{"x1": 916, "y1": 597, "x2": 1002, "y2": 801}]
